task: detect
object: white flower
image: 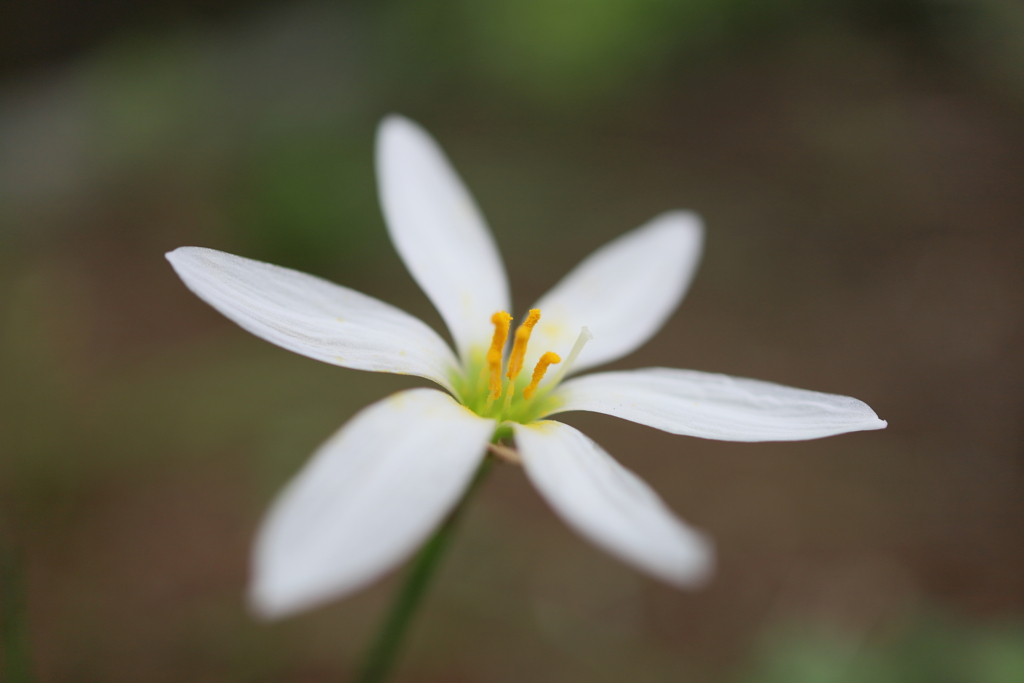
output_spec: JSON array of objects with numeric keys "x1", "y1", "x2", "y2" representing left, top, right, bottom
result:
[{"x1": 166, "y1": 115, "x2": 886, "y2": 619}]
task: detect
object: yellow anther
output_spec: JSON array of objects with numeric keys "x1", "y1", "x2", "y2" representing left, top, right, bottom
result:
[
  {"x1": 524, "y1": 352, "x2": 561, "y2": 400},
  {"x1": 506, "y1": 308, "x2": 541, "y2": 382},
  {"x1": 486, "y1": 311, "x2": 512, "y2": 400}
]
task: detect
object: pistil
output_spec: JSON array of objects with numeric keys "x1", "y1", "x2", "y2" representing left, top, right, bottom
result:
[{"x1": 546, "y1": 326, "x2": 593, "y2": 387}]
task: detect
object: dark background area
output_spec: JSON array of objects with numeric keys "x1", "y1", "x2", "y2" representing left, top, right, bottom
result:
[{"x1": 1, "y1": 0, "x2": 1022, "y2": 681}]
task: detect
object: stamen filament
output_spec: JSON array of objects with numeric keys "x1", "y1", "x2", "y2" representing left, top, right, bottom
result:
[
  {"x1": 524, "y1": 352, "x2": 561, "y2": 399},
  {"x1": 486, "y1": 311, "x2": 512, "y2": 401},
  {"x1": 502, "y1": 382, "x2": 515, "y2": 413},
  {"x1": 506, "y1": 309, "x2": 541, "y2": 382},
  {"x1": 546, "y1": 326, "x2": 593, "y2": 387}
]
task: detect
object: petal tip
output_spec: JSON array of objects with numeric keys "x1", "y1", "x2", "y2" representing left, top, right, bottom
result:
[
  {"x1": 247, "y1": 561, "x2": 302, "y2": 621},
  {"x1": 165, "y1": 245, "x2": 207, "y2": 267},
  {"x1": 378, "y1": 112, "x2": 412, "y2": 128},
  {"x1": 377, "y1": 114, "x2": 424, "y2": 150},
  {"x1": 664, "y1": 530, "x2": 716, "y2": 590},
  {"x1": 164, "y1": 246, "x2": 188, "y2": 263},
  {"x1": 660, "y1": 211, "x2": 705, "y2": 252},
  {"x1": 247, "y1": 583, "x2": 287, "y2": 622},
  {"x1": 246, "y1": 560, "x2": 344, "y2": 621},
  {"x1": 648, "y1": 210, "x2": 704, "y2": 243},
  {"x1": 660, "y1": 209, "x2": 704, "y2": 229},
  {"x1": 854, "y1": 401, "x2": 887, "y2": 431}
]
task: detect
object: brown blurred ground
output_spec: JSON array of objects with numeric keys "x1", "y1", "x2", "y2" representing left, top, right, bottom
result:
[{"x1": 1, "y1": 1, "x2": 1023, "y2": 681}]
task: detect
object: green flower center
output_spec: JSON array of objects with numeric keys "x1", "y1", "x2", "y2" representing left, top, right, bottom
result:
[{"x1": 450, "y1": 310, "x2": 591, "y2": 425}]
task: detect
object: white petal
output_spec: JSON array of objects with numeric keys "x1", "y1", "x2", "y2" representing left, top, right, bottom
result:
[
  {"x1": 522, "y1": 211, "x2": 703, "y2": 379},
  {"x1": 549, "y1": 368, "x2": 887, "y2": 442},
  {"x1": 513, "y1": 420, "x2": 713, "y2": 588},
  {"x1": 251, "y1": 388, "x2": 495, "y2": 618},
  {"x1": 376, "y1": 116, "x2": 510, "y2": 361},
  {"x1": 166, "y1": 247, "x2": 460, "y2": 392}
]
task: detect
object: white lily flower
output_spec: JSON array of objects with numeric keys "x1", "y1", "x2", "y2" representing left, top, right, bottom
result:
[{"x1": 166, "y1": 115, "x2": 886, "y2": 619}]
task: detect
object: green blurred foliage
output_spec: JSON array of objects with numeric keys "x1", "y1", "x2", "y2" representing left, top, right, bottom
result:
[
  {"x1": 228, "y1": 132, "x2": 384, "y2": 272},
  {"x1": 456, "y1": 0, "x2": 739, "y2": 103},
  {"x1": 743, "y1": 618, "x2": 1024, "y2": 683},
  {"x1": 372, "y1": 0, "x2": 1024, "y2": 108}
]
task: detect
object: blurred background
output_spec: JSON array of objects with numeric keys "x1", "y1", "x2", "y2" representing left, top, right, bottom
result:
[{"x1": 1, "y1": 0, "x2": 1023, "y2": 680}]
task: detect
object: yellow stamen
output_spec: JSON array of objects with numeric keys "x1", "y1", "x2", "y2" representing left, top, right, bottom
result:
[
  {"x1": 506, "y1": 308, "x2": 541, "y2": 382},
  {"x1": 524, "y1": 352, "x2": 561, "y2": 400},
  {"x1": 486, "y1": 311, "x2": 512, "y2": 400}
]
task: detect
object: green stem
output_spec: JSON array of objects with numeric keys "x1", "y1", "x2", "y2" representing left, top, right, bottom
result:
[
  {"x1": 355, "y1": 456, "x2": 494, "y2": 683},
  {"x1": 0, "y1": 529, "x2": 34, "y2": 683}
]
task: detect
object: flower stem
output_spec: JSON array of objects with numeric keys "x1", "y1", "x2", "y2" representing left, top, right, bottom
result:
[{"x1": 355, "y1": 456, "x2": 494, "y2": 683}]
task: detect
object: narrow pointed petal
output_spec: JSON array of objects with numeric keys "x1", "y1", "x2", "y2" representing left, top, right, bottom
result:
[
  {"x1": 251, "y1": 388, "x2": 495, "y2": 618},
  {"x1": 513, "y1": 421, "x2": 713, "y2": 588},
  {"x1": 548, "y1": 368, "x2": 887, "y2": 441},
  {"x1": 377, "y1": 116, "x2": 510, "y2": 360},
  {"x1": 524, "y1": 211, "x2": 704, "y2": 378},
  {"x1": 167, "y1": 247, "x2": 460, "y2": 392}
]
